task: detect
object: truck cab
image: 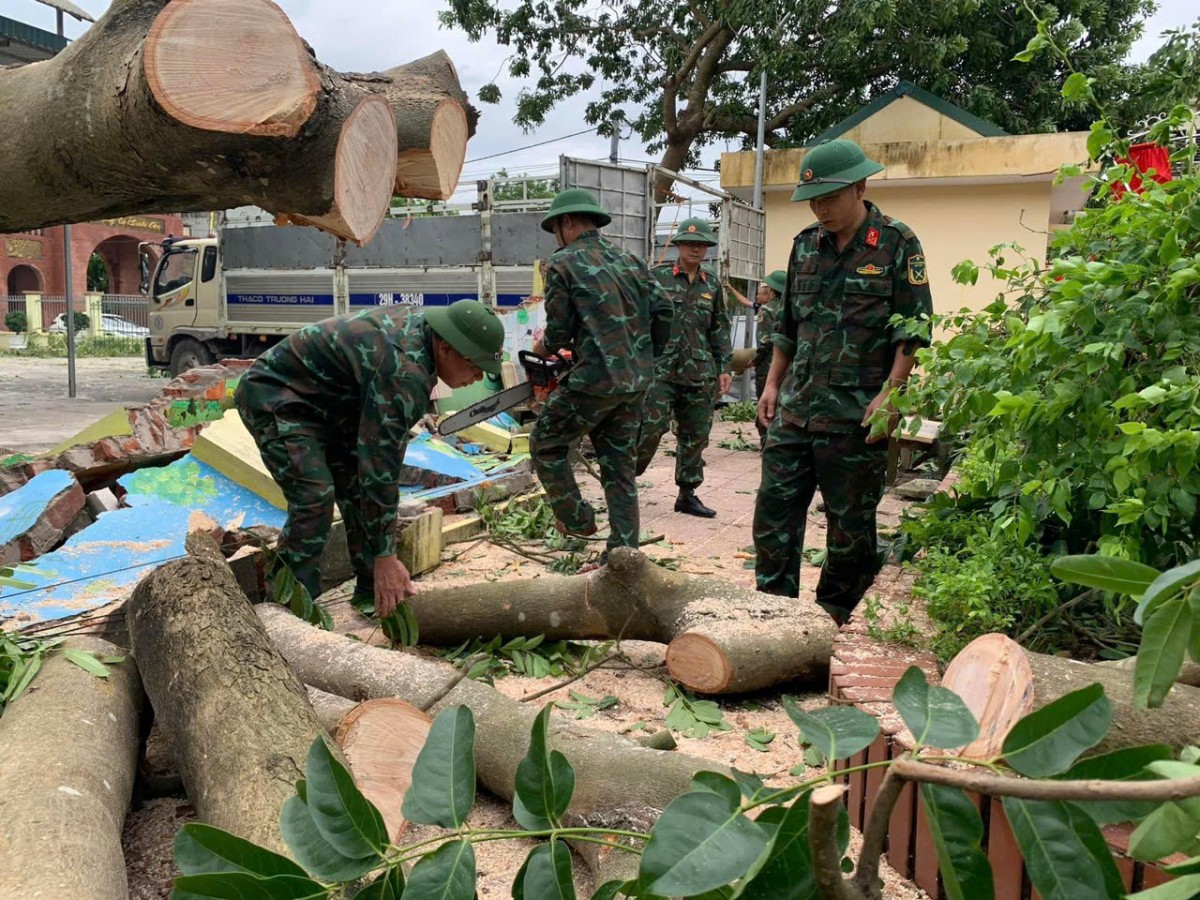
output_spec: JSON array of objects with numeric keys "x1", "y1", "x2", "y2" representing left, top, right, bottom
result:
[{"x1": 145, "y1": 237, "x2": 227, "y2": 375}]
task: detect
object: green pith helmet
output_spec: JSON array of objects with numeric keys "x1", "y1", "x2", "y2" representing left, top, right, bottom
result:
[
  {"x1": 425, "y1": 299, "x2": 505, "y2": 375},
  {"x1": 790, "y1": 139, "x2": 885, "y2": 202},
  {"x1": 673, "y1": 217, "x2": 718, "y2": 246},
  {"x1": 764, "y1": 270, "x2": 787, "y2": 294},
  {"x1": 540, "y1": 188, "x2": 612, "y2": 233}
]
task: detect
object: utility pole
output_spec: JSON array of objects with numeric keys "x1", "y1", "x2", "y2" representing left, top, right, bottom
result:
[
  {"x1": 741, "y1": 70, "x2": 769, "y2": 402},
  {"x1": 64, "y1": 223, "x2": 77, "y2": 398},
  {"x1": 609, "y1": 122, "x2": 620, "y2": 165}
]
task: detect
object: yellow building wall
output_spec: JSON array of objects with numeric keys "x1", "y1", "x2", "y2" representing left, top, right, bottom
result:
[
  {"x1": 838, "y1": 97, "x2": 984, "y2": 144},
  {"x1": 761, "y1": 182, "x2": 1051, "y2": 331}
]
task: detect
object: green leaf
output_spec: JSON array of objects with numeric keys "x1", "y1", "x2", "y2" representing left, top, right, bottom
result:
[
  {"x1": 739, "y1": 794, "x2": 817, "y2": 900},
  {"x1": 1050, "y1": 555, "x2": 1160, "y2": 597},
  {"x1": 1088, "y1": 121, "x2": 1114, "y2": 160},
  {"x1": 278, "y1": 796, "x2": 377, "y2": 882},
  {"x1": 920, "y1": 784, "x2": 992, "y2": 900},
  {"x1": 63, "y1": 648, "x2": 110, "y2": 678},
  {"x1": 173, "y1": 823, "x2": 307, "y2": 879},
  {"x1": 1065, "y1": 802, "x2": 1126, "y2": 898},
  {"x1": 304, "y1": 737, "x2": 386, "y2": 859},
  {"x1": 513, "y1": 705, "x2": 576, "y2": 831},
  {"x1": 1166, "y1": 855, "x2": 1200, "y2": 875},
  {"x1": 520, "y1": 841, "x2": 576, "y2": 900},
  {"x1": 355, "y1": 866, "x2": 405, "y2": 900},
  {"x1": 1061, "y1": 72, "x2": 1089, "y2": 102},
  {"x1": 1002, "y1": 684, "x2": 1111, "y2": 777},
  {"x1": 1128, "y1": 874, "x2": 1200, "y2": 900},
  {"x1": 1135, "y1": 560, "x2": 1200, "y2": 626},
  {"x1": 403, "y1": 840, "x2": 477, "y2": 900},
  {"x1": 1003, "y1": 797, "x2": 1110, "y2": 899},
  {"x1": 1137, "y1": 594, "x2": 1193, "y2": 708},
  {"x1": 589, "y1": 882, "x2": 627, "y2": 900},
  {"x1": 690, "y1": 772, "x2": 742, "y2": 810},
  {"x1": 892, "y1": 666, "x2": 979, "y2": 750},
  {"x1": 783, "y1": 697, "x2": 879, "y2": 761},
  {"x1": 4, "y1": 650, "x2": 40, "y2": 702},
  {"x1": 1059, "y1": 745, "x2": 1173, "y2": 825},
  {"x1": 402, "y1": 706, "x2": 477, "y2": 829},
  {"x1": 639, "y1": 792, "x2": 770, "y2": 896},
  {"x1": 170, "y1": 873, "x2": 329, "y2": 900},
  {"x1": 1128, "y1": 802, "x2": 1200, "y2": 861}
]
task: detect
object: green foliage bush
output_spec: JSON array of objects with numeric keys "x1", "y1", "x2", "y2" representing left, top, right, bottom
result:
[{"x1": 3, "y1": 310, "x2": 26, "y2": 333}]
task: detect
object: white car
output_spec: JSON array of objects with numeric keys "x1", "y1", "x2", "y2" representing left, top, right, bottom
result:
[{"x1": 48, "y1": 313, "x2": 150, "y2": 339}]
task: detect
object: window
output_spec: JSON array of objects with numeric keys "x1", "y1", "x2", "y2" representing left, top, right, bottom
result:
[
  {"x1": 153, "y1": 248, "x2": 197, "y2": 298},
  {"x1": 201, "y1": 246, "x2": 217, "y2": 283}
]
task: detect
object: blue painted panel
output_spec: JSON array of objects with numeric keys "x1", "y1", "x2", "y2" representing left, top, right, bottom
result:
[
  {"x1": 402, "y1": 441, "x2": 484, "y2": 482},
  {"x1": 227, "y1": 293, "x2": 335, "y2": 306},
  {"x1": 349, "y1": 293, "x2": 525, "y2": 308},
  {"x1": 0, "y1": 457, "x2": 286, "y2": 624},
  {"x1": 0, "y1": 470, "x2": 77, "y2": 549}
]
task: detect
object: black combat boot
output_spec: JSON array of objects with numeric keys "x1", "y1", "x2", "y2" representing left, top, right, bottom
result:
[{"x1": 675, "y1": 488, "x2": 716, "y2": 518}]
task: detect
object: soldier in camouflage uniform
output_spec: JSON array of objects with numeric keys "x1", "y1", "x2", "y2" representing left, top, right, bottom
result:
[
  {"x1": 235, "y1": 299, "x2": 504, "y2": 616},
  {"x1": 727, "y1": 269, "x2": 788, "y2": 444},
  {"x1": 530, "y1": 189, "x2": 673, "y2": 559},
  {"x1": 755, "y1": 139, "x2": 932, "y2": 623},
  {"x1": 635, "y1": 218, "x2": 733, "y2": 518}
]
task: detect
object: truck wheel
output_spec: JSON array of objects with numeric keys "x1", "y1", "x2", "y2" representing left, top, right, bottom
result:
[{"x1": 169, "y1": 338, "x2": 215, "y2": 377}]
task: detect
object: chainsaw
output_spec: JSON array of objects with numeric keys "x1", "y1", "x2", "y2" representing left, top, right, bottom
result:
[{"x1": 436, "y1": 350, "x2": 573, "y2": 436}]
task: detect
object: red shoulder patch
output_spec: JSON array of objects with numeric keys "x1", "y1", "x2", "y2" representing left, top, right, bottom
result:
[{"x1": 865, "y1": 226, "x2": 880, "y2": 248}]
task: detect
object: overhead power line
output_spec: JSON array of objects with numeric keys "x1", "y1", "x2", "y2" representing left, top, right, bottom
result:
[{"x1": 463, "y1": 127, "x2": 599, "y2": 164}]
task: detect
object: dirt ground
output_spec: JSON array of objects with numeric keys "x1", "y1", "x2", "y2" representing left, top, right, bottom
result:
[
  {"x1": 0, "y1": 355, "x2": 163, "y2": 453},
  {"x1": 119, "y1": 418, "x2": 933, "y2": 898}
]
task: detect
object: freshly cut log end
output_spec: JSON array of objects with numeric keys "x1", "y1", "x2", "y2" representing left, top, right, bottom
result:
[
  {"x1": 395, "y1": 100, "x2": 469, "y2": 200},
  {"x1": 665, "y1": 632, "x2": 732, "y2": 694},
  {"x1": 283, "y1": 94, "x2": 398, "y2": 244},
  {"x1": 334, "y1": 698, "x2": 432, "y2": 843},
  {"x1": 145, "y1": 0, "x2": 319, "y2": 138},
  {"x1": 940, "y1": 633, "x2": 1034, "y2": 760}
]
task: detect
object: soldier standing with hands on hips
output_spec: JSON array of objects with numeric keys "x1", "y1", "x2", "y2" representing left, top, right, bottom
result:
[
  {"x1": 635, "y1": 218, "x2": 733, "y2": 518},
  {"x1": 754, "y1": 139, "x2": 932, "y2": 624},
  {"x1": 529, "y1": 189, "x2": 673, "y2": 565}
]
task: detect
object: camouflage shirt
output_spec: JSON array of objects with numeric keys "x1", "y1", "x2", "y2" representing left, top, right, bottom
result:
[
  {"x1": 756, "y1": 296, "x2": 781, "y2": 352},
  {"x1": 541, "y1": 230, "x2": 673, "y2": 395},
  {"x1": 238, "y1": 307, "x2": 437, "y2": 558},
  {"x1": 773, "y1": 201, "x2": 932, "y2": 432},
  {"x1": 653, "y1": 263, "x2": 733, "y2": 385}
]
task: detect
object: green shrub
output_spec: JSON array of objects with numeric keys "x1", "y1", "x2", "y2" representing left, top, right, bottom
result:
[
  {"x1": 3, "y1": 310, "x2": 26, "y2": 333},
  {"x1": 901, "y1": 508, "x2": 1063, "y2": 662}
]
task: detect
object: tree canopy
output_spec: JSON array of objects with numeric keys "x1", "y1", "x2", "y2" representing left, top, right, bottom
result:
[{"x1": 441, "y1": 0, "x2": 1153, "y2": 190}]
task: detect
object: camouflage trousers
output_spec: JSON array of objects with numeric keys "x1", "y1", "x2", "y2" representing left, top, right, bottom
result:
[
  {"x1": 753, "y1": 417, "x2": 888, "y2": 619},
  {"x1": 236, "y1": 399, "x2": 374, "y2": 603},
  {"x1": 530, "y1": 388, "x2": 644, "y2": 553},
  {"x1": 753, "y1": 348, "x2": 773, "y2": 444},
  {"x1": 635, "y1": 379, "x2": 716, "y2": 488}
]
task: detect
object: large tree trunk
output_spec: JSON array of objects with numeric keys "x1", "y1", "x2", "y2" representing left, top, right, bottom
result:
[
  {"x1": 127, "y1": 535, "x2": 327, "y2": 856},
  {"x1": 942, "y1": 634, "x2": 1200, "y2": 759},
  {"x1": 0, "y1": 638, "x2": 142, "y2": 900},
  {"x1": 260, "y1": 604, "x2": 722, "y2": 828},
  {"x1": 0, "y1": 0, "x2": 473, "y2": 240},
  {"x1": 407, "y1": 547, "x2": 836, "y2": 695}
]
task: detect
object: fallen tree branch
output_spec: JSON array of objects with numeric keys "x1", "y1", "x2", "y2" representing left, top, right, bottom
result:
[{"x1": 406, "y1": 547, "x2": 836, "y2": 694}]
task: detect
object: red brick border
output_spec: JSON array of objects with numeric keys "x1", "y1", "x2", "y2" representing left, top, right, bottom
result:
[{"x1": 829, "y1": 471, "x2": 1177, "y2": 895}]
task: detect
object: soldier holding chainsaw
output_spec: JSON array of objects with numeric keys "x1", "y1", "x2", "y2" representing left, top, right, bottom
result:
[{"x1": 528, "y1": 188, "x2": 673, "y2": 560}]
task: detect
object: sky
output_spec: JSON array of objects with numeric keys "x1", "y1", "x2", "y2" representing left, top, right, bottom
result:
[{"x1": 8, "y1": 0, "x2": 1197, "y2": 205}]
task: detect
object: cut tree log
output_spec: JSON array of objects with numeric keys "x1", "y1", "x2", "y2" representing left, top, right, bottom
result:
[
  {"x1": 1099, "y1": 655, "x2": 1200, "y2": 688},
  {"x1": 127, "y1": 534, "x2": 327, "y2": 856},
  {"x1": 941, "y1": 633, "x2": 1200, "y2": 758},
  {"x1": 405, "y1": 547, "x2": 837, "y2": 694},
  {"x1": 0, "y1": 0, "x2": 472, "y2": 238},
  {"x1": 0, "y1": 638, "x2": 142, "y2": 900},
  {"x1": 260, "y1": 604, "x2": 723, "y2": 829},
  {"x1": 344, "y1": 51, "x2": 477, "y2": 200},
  {"x1": 306, "y1": 687, "x2": 431, "y2": 844}
]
